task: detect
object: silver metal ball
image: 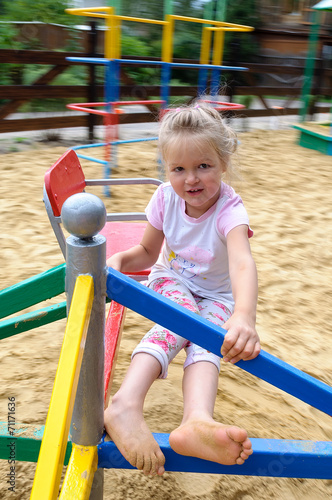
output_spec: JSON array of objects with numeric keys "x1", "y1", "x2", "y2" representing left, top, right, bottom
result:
[{"x1": 61, "y1": 192, "x2": 106, "y2": 239}]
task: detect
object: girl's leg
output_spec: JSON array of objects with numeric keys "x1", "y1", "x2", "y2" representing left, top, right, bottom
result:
[
  {"x1": 132, "y1": 278, "x2": 201, "y2": 379},
  {"x1": 169, "y1": 297, "x2": 253, "y2": 465},
  {"x1": 169, "y1": 361, "x2": 253, "y2": 465},
  {"x1": 104, "y1": 352, "x2": 165, "y2": 476},
  {"x1": 105, "y1": 278, "x2": 199, "y2": 476}
]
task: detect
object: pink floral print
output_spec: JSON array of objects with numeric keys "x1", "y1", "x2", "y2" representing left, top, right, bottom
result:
[
  {"x1": 142, "y1": 330, "x2": 178, "y2": 354},
  {"x1": 136, "y1": 277, "x2": 232, "y2": 373}
]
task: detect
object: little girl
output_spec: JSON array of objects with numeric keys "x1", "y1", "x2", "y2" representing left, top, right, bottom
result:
[{"x1": 105, "y1": 102, "x2": 260, "y2": 477}]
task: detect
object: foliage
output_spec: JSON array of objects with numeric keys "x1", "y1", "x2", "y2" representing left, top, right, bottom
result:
[
  {"x1": 223, "y1": 0, "x2": 262, "y2": 64},
  {"x1": 121, "y1": 33, "x2": 160, "y2": 85},
  {"x1": 1, "y1": 0, "x2": 265, "y2": 110},
  {"x1": 1, "y1": 0, "x2": 77, "y2": 25},
  {"x1": 0, "y1": 0, "x2": 84, "y2": 92},
  {"x1": 0, "y1": 23, "x2": 20, "y2": 50}
]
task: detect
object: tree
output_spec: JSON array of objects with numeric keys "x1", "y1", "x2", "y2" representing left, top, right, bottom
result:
[
  {"x1": 0, "y1": 0, "x2": 82, "y2": 95},
  {"x1": 1, "y1": 0, "x2": 77, "y2": 25}
]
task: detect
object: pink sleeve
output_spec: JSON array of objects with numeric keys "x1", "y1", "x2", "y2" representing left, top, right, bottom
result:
[
  {"x1": 217, "y1": 190, "x2": 253, "y2": 238},
  {"x1": 145, "y1": 184, "x2": 165, "y2": 230}
]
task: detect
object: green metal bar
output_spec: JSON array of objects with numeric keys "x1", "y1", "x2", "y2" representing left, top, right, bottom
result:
[
  {"x1": 204, "y1": 0, "x2": 213, "y2": 21},
  {"x1": 0, "y1": 422, "x2": 72, "y2": 464},
  {"x1": 300, "y1": 9, "x2": 321, "y2": 122},
  {"x1": 0, "y1": 302, "x2": 67, "y2": 340},
  {"x1": 216, "y1": 0, "x2": 227, "y2": 22},
  {"x1": 164, "y1": 0, "x2": 173, "y2": 17},
  {"x1": 0, "y1": 264, "x2": 65, "y2": 320},
  {"x1": 108, "y1": 0, "x2": 121, "y2": 15}
]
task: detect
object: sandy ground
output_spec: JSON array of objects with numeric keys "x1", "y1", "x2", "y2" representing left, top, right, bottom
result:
[{"x1": 0, "y1": 127, "x2": 331, "y2": 499}]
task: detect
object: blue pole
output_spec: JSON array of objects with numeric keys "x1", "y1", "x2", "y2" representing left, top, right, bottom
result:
[
  {"x1": 106, "y1": 60, "x2": 120, "y2": 103},
  {"x1": 198, "y1": 68, "x2": 209, "y2": 97},
  {"x1": 210, "y1": 68, "x2": 221, "y2": 97},
  {"x1": 161, "y1": 63, "x2": 171, "y2": 107},
  {"x1": 106, "y1": 268, "x2": 332, "y2": 416}
]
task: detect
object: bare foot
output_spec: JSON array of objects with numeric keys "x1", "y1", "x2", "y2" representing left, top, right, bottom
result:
[
  {"x1": 169, "y1": 419, "x2": 253, "y2": 465},
  {"x1": 104, "y1": 399, "x2": 165, "y2": 476}
]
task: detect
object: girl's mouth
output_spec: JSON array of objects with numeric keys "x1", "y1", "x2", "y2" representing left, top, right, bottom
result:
[{"x1": 187, "y1": 188, "x2": 203, "y2": 195}]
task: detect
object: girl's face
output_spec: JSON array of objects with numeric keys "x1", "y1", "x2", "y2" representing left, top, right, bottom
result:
[{"x1": 165, "y1": 138, "x2": 225, "y2": 219}]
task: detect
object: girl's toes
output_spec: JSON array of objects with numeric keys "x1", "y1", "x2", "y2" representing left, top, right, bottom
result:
[
  {"x1": 242, "y1": 438, "x2": 253, "y2": 452},
  {"x1": 157, "y1": 465, "x2": 165, "y2": 476}
]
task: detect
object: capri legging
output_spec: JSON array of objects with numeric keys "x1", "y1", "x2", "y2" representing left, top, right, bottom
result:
[{"x1": 132, "y1": 277, "x2": 232, "y2": 379}]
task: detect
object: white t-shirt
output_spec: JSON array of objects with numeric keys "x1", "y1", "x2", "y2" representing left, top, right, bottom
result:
[{"x1": 146, "y1": 182, "x2": 253, "y2": 311}]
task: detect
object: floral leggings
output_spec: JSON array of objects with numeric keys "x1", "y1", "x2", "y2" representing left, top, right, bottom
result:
[{"x1": 132, "y1": 277, "x2": 232, "y2": 379}]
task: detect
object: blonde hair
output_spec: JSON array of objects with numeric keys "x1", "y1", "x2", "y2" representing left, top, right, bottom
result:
[{"x1": 158, "y1": 102, "x2": 238, "y2": 178}]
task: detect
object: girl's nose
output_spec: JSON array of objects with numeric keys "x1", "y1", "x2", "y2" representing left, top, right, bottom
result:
[{"x1": 186, "y1": 171, "x2": 198, "y2": 184}]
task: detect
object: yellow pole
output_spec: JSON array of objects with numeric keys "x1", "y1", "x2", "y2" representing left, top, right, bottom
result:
[
  {"x1": 59, "y1": 444, "x2": 98, "y2": 500},
  {"x1": 30, "y1": 275, "x2": 94, "y2": 500},
  {"x1": 200, "y1": 27, "x2": 212, "y2": 65},
  {"x1": 105, "y1": 11, "x2": 114, "y2": 59},
  {"x1": 212, "y1": 29, "x2": 225, "y2": 66},
  {"x1": 114, "y1": 15, "x2": 122, "y2": 59},
  {"x1": 162, "y1": 15, "x2": 174, "y2": 63}
]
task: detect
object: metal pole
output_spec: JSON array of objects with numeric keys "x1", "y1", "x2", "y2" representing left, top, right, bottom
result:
[
  {"x1": 62, "y1": 192, "x2": 107, "y2": 500},
  {"x1": 164, "y1": 0, "x2": 173, "y2": 17},
  {"x1": 216, "y1": 0, "x2": 227, "y2": 22},
  {"x1": 300, "y1": 9, "x2": 321, "y2": 122},
  {"x1": 88, "y1": 21, "x2": 98, "y2": 143}
]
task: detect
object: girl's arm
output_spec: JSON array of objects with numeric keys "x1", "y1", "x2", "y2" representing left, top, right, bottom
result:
[
  {"x1": 107, "y1": 222, "x2": 164, "y2": 273},
  {"x1": 221, "y1": 224, "x2": 261, "y2": 364}
]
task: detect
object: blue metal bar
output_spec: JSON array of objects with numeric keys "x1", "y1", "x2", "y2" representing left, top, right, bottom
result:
[
  {"x1": 116, "y1": 60, "x2": 248, "y2": 71},
  {"x1": 211, "y1": 68, "x2": 221, "y2": 97},
  {"x1": 66, "y1": 57, "x2": 247, "y2": 72},
  {"x1": 198, "y1": 67, "x2": 208, "y2": 96},
  {"x1": 73, "y1": 139, "x2": 157, "y2": 151},
  {"x1": 76, "y1": 154, "x2": 108, "y2": 166},
  {"x1": 110, "y1": 137, "x2": 158, "y2": 146},
  {"x1": 106, "y1": 269, "x2": 332, "y2": 416},
  {"x1": 161, "y1": 63, "x2": 171, "y2": 106},
  {"x1": 67, "y1": 57, "x2": 110, "y2": 64},
  {"x1": 106, "y1": 60, "x2": 120, "y2": 102},
  {"x1": 73, "y1": 143, "x2": 107, "y2": 150},
  {"x1": 98, "y1": 433, "x2": 332, "y2": 479}
]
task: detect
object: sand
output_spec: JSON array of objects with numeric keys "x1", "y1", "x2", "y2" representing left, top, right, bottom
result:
[{"x1": 0, "y1": 128, "x2": 331, "y2": 499}]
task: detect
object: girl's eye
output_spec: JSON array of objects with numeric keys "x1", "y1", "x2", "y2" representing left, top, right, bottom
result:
[
  {"x1": 199, "y1": 163, "x2": 209, "y2": 169},
  {"x1": 174, "y1": 166, "x2": 184, "y2": 172}
]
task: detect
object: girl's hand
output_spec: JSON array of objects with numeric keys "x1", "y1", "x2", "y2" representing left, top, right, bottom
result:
[
  {"x1": 221, "y1": 312, "x2": 261, "y2": 364},
  {"x1": 106, "y1": 253, "x2": 123, "y2": 272}
]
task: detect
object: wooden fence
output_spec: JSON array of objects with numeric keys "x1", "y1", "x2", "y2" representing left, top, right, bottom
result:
[{"x1": 1, "y1": 47, "x2": 331, "y2": 137}]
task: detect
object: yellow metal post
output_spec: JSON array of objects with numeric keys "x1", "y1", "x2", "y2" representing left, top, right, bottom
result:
[
  {"x1": 162, "y1": 15, "x2": 174, "y2": 63},
  {"x1": 59, "y1": 444, "x2": 98, "y2": 500},
  {"x1": 212, "y1": 29, "x2": 225, "y2": 66},
  {"x1": 200, "y1": 27, "x2": 213, "y2": 65},
  {"x1": 30, "y1": 275, "x2": 94, "y2": 500},
  {"x1": 106, "y1": 10, "x2": 115, "y2": 59}
]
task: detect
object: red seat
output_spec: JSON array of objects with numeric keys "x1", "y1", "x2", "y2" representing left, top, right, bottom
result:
[{"x1": 44, "y1": 148, "x2": 162, "y2": 269}]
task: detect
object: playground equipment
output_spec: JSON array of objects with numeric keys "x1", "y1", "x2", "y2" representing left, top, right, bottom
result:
[
  {"x1": 64, "y1": 6, "x2": 251, "y2": 189},
  {"x1": 2, "y1": 182, "x2": 332, "y2": 500},
  {"x1": 294, "y1": 0, "x2": 332, "y2": 155},
  {"x1": 43, "y1": 148, "x2": 161, "y2": 268},
  {"x1": 0, "y1": 152, "x2": 331, "y2": 498},
  {"x1": 0, "y1": 151, "x2": 332, "y2": 500},
  {"x1": 0, "y1": 5, "x2": 331, "y2": 499}
]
